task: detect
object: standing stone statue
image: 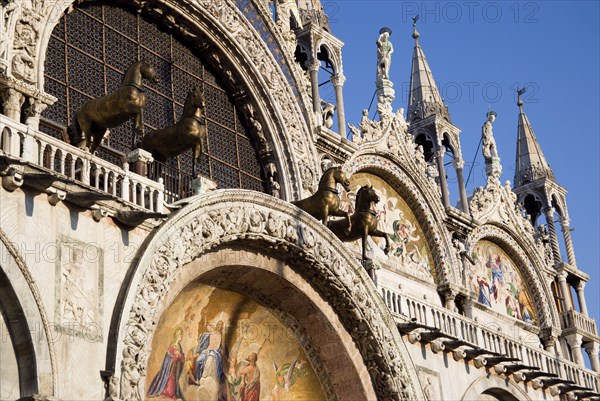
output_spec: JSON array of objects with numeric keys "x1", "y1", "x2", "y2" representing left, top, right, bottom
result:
[
  {"x1": 481, "y1": 110, "x2": 498, "y2": 161},
  {"x1": 481, "y1": 110, "x2": 502, "y2": 180},
  {"x1": 376, "y1": 27, "x2": 393, "y2": 81}
]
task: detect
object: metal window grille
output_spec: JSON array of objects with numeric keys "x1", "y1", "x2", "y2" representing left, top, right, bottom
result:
[{"x1": 41, "y1": 2, "x2": 266, "y2": 198}]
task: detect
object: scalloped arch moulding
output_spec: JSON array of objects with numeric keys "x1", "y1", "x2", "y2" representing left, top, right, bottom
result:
[
  {"x1": 110, "y1": 190, "x2": 424, "y2": 401},
  {"x1": 4, "y1": 0, "x2": 320, "y2": 199}
]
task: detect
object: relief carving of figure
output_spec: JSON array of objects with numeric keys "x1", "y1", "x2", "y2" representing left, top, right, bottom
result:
[
  {"x1": 11, "y1": 8, "x2": 41, "y2": 82},
  {"x1": 358, "y1": 109, "x2": 380, "y2": 141},
  {"x1": 61, "y1": 246, "x2": 97, "y2": 326},
  {"x1": 0, "y1": 0, "x2": 18, "y2": 63}
]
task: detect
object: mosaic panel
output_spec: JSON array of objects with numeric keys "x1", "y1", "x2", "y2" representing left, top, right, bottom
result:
[
  {"x1": 469, "y1": 240, "x2": 536, "y2": 323},
  {"x1": 146, "y1": 284, "x2": 326, "y2": 400}
]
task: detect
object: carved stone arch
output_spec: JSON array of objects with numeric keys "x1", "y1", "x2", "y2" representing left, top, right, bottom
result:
[
  {"x1": 413, "y1": 129, "x2": 435, "y2": 161},
  {"x1": 344, "y1": 153, "x2": 457, "y2": 288},
  {"x1": 0, "y1": 228, "x2": 57, "y2": 398},
  {"x1": 461, "y1": 375, "x2": 532, "y2": 401},
  {"x1": 441, "y1": 131, "x2": 456, "y2": 155},
  {"x1": 316, "y1": 41, "x2": 341, "y2": 74},
  {"x1": 550, "y1": 192, "x2": 567, "y2": 218},
  {"x1": 108, "y1": 190, "x2": 422, "y2": 401},
  {"x1": 462, "y1": 376, "x2": 532, "y2": 401},
  {"x1": 465, "y1": 224, "x2": 557, "y2": 327},
  {"x1": 518, "y1": 191, "x2": 544, "y2": 225},
  {"x1": 36, "y1": 0, "x2": 320, "y2": 199}
]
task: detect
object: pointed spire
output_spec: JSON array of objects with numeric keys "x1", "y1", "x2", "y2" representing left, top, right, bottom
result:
[
  {"x1": 407, "y1": 16, "x2": 449, "y2": 122},
  {"x1": 514, "y1": 88, "x2": 555, "y2": 187}
]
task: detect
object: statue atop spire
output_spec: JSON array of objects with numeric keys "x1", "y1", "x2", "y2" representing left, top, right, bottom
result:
[
  {"x1": 482, "y1": 110, "x2": 498, "y2": 160},
  {"x1": 375, "y1": 27, "x2": 395, "y2": 123},
  {"x1": 376, "y1": 27, "x2": 393, "y2": 81},
  {"x1": 482, "y1": 110, "x2": 502, "y2": 182}
]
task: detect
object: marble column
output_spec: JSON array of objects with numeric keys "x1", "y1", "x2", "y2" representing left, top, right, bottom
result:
[
  {"x1": 544, "y1": 207, "x2": 562, "y2": 264},
  {"x1": 24, "y1": 97, "x2": 47, "y2": 131},
  {"x1": 575, "y1": 281, "x2": 588, "y2": 316},
  {"x1": 583, "y1": 342, "x2": 599, "y2": 372},
  {"x1": 565, "y1": 333, "x2": 584, "y2": 366},
  {"x1": 560, "y1": 218, "x2": 577, "y2": 266},
  {"x1": 453, "y1": 158, "x2": 470, "y2": 214},
  {"x1": 436, "y1": 148, "x2": 451, "y2": 208},
  {"x1": 306, "y1": 58, "x2": 321, "y2": 114},
  {"x1": 331, "y1": 73, "x2": 346, "y2": 136},
  {"x1": 557, "y1": 271, "x2": 573, "y2": 311},
  {"x1": 1, "y1": 87, "x2": 25, "y2": 121}
]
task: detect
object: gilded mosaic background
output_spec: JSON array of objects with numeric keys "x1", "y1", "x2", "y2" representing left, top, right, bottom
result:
[
  {"x1": 469, "y1": 240, "x2": 536, "y2": 323},
  {"x1": 339, "y1": 172, "x2": 435, "y2": 281},
  {"x1": 146, "y1": 284, "x2": 325, "y2": 401}
]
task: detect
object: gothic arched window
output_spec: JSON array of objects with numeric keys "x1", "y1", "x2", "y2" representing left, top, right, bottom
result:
[{"x1": 41, "y1": 2, "x2": 266, "y2": 196}]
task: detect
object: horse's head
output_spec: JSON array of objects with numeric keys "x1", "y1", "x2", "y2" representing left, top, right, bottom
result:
[
  {"x1": 356, "y1": 185, "x2": 380, "y2": 209},
  {"x1": 188, "y1": 86, "x2": 206, "y2": 112},
  {"x1": 332, "y1": 167, "x2": 351, "y2": 192},
  {"x1": 139, "y1": 61, "x2": 159, "y2": 84}
]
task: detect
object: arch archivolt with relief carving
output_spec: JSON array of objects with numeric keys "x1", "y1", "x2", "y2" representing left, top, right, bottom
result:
[{"x1": 109, "y1": 190, "x2": 423, "y2": 401}]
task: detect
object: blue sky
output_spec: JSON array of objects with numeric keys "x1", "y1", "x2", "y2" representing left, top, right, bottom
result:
[{"x1": 322, "y1": 1, "x2": 600, "y2": 325}]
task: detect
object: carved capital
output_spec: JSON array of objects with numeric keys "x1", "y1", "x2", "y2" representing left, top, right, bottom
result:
[
  {"x1": 1, "y1": 87, "x2": 25, "y2": 119},
  {"x1": 564, "y1": 333, "x2": 583, "y2": 349},
  {"x1": 556, "y1": 271, "x2": 568, "y2": 282},
  {"x1": 583, "y1": 341, "x2": 599, "y2": 356},
  {"x1": 25, "y1": 96, "x2": 47, "y2": 117},
  {"x1": 305, "y1": 58, "x2": 321, "y2": 72},
  {"x1": 330, "y1": 73, "x2": 346, "y2": 87},
  {"x1": 452, "y1": 158, "x2": 465, "y2": 170}
]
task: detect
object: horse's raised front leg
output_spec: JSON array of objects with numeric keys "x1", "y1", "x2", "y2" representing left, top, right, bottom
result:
[{"x1": 371, "y1": 229, "x2": 390, "y2": 255}]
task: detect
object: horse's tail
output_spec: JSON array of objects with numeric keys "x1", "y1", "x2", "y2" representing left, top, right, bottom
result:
[{"x1": 67, "y1": 114, "x2": 82, "y2": 147}]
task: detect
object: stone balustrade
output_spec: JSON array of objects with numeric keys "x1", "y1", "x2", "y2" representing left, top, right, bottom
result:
[
  {"x1": 561, "y1": 309, "x2": 598, "y2": 336},
  {"x1": 379, "y1": 285, "x2": 599, "y2": 392},
  {"x1": 0, "y1": 117, "x2": 164, "y2": 213}
]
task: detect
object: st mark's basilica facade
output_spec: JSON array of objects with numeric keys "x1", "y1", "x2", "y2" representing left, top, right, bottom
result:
[{"x1": 0, "y1": 0, "x2": 598, "y2": 400}]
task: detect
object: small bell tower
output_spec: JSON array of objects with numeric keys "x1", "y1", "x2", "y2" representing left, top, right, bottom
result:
[
  {"x1": 512, "y1": 89, "x2": 597, "y2": 368},
  {"x1": 406, "y1": 17, "x2": 469, "y2": 213}
]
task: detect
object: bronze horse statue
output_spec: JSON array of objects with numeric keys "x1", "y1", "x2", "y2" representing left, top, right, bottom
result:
[
  {"x1": 292, "y1": 167, "x2": 352, "y2": 232},
  {"x1": 141, "y1": 87, "x2": 207, "y2": 169},
  {"x1": 328, "y1": 185, "x2": 390, "y2": 269},
  {"x1": 68, "y1": 61, "x2": 159, "y2": 153}
]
